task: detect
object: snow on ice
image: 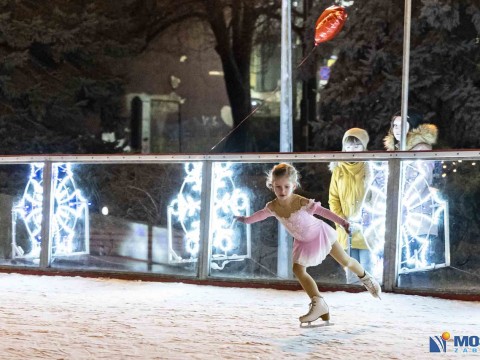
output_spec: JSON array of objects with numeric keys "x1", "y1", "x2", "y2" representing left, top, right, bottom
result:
[{"x1": 0, "y1": 273, "x2": 478, "y2": 359}]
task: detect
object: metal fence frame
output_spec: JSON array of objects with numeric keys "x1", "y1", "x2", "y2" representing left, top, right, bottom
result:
[{"x1": 1, "y1": 150, "x2": 479, "y2": 298}]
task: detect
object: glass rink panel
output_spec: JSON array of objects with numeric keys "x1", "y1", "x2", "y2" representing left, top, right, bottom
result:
[
  {"x1": 0, "y1": 164, "x2": 40, "y2": 267},
  {"x1": 0, "y1": 154, "x2": 478, "y2": 296},
  {"x1": 396, "y1": 159, "x2": 480, "y2": 292},
  {"x1": 207, "y1": 162, "x2": 282, "y2": 279},
  {"x1": 207, "y1": 161, "x2": 388, "y2": 288},
  {"x1": 48, "y1": 162, "x2": 199, "y2": 276}
]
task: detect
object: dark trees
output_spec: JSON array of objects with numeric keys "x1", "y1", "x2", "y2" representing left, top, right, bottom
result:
[
  {"x1": 1, "y1": 0, "x2": 303, "y2": 153},
  {"x1": 134, "y1": 0, "x2": 286, "y2": 152},
  {"x1": 0, "y1": 1, "x2": 137, "y2": 154},
  {"x1": 311, "y1": 0, "x2": 480, "y2": 150}
]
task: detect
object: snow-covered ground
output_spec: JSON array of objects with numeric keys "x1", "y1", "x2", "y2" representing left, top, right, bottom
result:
[{"x1": 1, "y1": 273, "x2": 478, "y2": 360}]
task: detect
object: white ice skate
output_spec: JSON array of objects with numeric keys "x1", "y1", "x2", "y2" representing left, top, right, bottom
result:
[
  {"x1": 299, "y1": 296, "x2": 331, "y2": 328},
  {"x1": 359, "y1": 271, "x2": 382, "y2": 299}
]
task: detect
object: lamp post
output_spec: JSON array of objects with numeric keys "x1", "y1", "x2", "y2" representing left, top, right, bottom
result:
[
  {"x1": 280, "y1": 0, "x2": 293, "y2": 153},
  {"x1": 400, "y1": 0, "x2": 412, "y2": 150},
  {"x1": 384, "y1": 0, "x2": 413, "y2": 290},
  {"x1": 277, "y1": 0, "x2": 293, "y2": 278}
]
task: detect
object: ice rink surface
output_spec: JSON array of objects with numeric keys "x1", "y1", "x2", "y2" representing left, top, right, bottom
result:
[{"x1": 1, "y1": 273, "x2": 478, "y2": 359}]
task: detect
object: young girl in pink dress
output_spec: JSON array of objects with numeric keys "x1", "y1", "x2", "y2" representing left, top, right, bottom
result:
[{"x1": 236, "y1": 163, "x2": 381, "y2": 326}]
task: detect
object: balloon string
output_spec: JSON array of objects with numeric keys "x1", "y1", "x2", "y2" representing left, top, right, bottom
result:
[
  {"x1": 209, "y1": 103, "x2": 265, "y2": 152},
  {"x1": 295, "y1": 45, "x2": 317, "y2": 68},
  {"x1": 209, "y1": 45, "x2": 318, "y2": 153}
]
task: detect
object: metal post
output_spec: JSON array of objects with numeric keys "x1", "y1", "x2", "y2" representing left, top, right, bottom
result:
[
  {"x1": 382, "y1": 160, "x2": 402, "y2": 291},
  {"x1": 278, "y1": 0, "x2": 293, "y2": 279},
  {"x1": 400, "y1": 0, "x2": 412, "y2": 150},
  {"x1": 198, "y1": 161, "x2": 213, "y2": 279},
  {"x1": 280, "y1": 0, "x2": 293, "y2": 152},
  {"x1": 386, "y1": 0, "x2": 412, "y2": 289},
  {"x1": 39, "y1": 162, "x2": 54, "y2": 268}
]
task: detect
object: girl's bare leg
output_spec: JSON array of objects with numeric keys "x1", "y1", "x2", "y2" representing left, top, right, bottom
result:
[
  {"x1": 330, "y1": 241, "x2": 382, "y2": 299},
  {"x1": 293, "y1": 263, "x2": 330, "y2": 323},
  {"x1": 292, "y1": 263, "x2": 321, "y2": 298},
  {"x1": 329, "y1": 241, "x2": 365, "y2": 277}
]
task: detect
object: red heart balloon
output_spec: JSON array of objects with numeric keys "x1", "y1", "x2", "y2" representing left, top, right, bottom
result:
[{"x1": 314, "y1": 5, "x2": 348, "y2": 46}]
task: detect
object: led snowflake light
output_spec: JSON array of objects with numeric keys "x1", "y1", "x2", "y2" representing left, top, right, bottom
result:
[
  {"x1": 168, "y1": 162, "x2": 203, "y2": 258},
  {"x1": 361, "y1": 162, "x2": 388, "y2": 253},
  {"x1": 210, "y1": 163, "x2": 250, "y2": 261},
  {"x1": 361, "y1": 160, "x2": 448, "y2": 274},
  {"x1": 168, "y1": 162, "x2": 250, "y2": 268},
  {"x1": 399, "y1": 160, "x2": 448, "y2": 272},
  {"x1": 12, "y1": 163, "x2": 89, "y2": 258},
  {"x1": 357, "y1": 161, "x2": 389, "y2": 279}
]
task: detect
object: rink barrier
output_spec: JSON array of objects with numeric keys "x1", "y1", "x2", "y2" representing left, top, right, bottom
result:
[{"x1": 0, "y1": 150, "x2": 479, "y2": 301}]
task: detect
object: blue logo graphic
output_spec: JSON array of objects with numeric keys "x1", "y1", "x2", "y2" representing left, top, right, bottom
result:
[
  {"x1": 429, "y1": 332, "x2": 479, "y2": 353},
  {"x1": 430, "y1": 336, "x2": 447, "y2": 352}
]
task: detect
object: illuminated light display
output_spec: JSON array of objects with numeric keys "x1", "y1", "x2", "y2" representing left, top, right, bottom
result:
[
  {"x1": 398, "y1": 160, "x2": 449, "y2": 272},
  {"x1": 12, "y1": 163, "x2": 89, "y2": 259},
  {"x1": 361, "y1": 162, "x2": 388, "y2": 253},
  {"x1": 168, "y1": 162, "x2": 250, "y2": 269},
  {"x1": 168, "y1": 162, "x2": 202, "y2": 259},
  {"x1": 358, "y1": 161, "x2": 389, "y2": 280},
  {"x1": 358, "y1": 160, "x2": 449, "y2": 275}
]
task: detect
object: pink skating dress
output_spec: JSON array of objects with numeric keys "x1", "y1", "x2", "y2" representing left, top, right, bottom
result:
[{"x1": 242, "y1": 196, "x2": 348, "y2": 267}]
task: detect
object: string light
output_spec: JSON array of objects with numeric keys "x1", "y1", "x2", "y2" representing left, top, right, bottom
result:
[
  {"x1": 360, "y1": 161, "x2": 389, "y2": 279},
  {"x1": 13, "y1": 164, "x2": 88, "y2": 258},
  {"x1": 361, "y1": 160, "x2": 447, "y2": 274},
  {"x1": 168, "y1": 162, "x2": 250, "y2": 268},
  {"x1": 399, "y1": 160, "x2": 447, "y2": 271}
]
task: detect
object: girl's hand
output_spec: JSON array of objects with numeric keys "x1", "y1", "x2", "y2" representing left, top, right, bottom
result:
[{"x1": 235, "y1": 216, "x2": 246, "y2": 223}]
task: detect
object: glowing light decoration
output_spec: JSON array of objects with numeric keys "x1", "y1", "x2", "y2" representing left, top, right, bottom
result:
[
  {"x1": 168, "y1": 162, "x2": 202, "y2": 260},
  {"x1": 361, "y1": 162, "x2": 388, "y2": 252},
  {"x1": 168, "y1": 162, "x2": 250, "y2": 269},
  {"x1": 12, "y1": 163, "x2": 89, "y2": 259},
  {"x1": 398, "y1": 160, "x2": 449, "y2": 273},
  {"x1": 355, "y1": 160, "x2": 449, "y2": 276},
  {"x1": 357, "y1": 161, "x2": 389, "y2": 280}
]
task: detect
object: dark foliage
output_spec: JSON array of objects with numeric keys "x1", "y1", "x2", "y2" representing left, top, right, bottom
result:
[
  {"x1": 131, "y1": 0, "x2": 289, "y2": 152},
  {"x1": 311, "y1": 0, "x2": 480, "y2": 150},
  {"x1": 0, "y1": 0, "x2": 140, "y2": 154}
]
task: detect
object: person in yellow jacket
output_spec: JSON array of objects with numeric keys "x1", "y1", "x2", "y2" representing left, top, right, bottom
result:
[{"x1": 329, "y1": 128, "x2": 373, "y2": 282}]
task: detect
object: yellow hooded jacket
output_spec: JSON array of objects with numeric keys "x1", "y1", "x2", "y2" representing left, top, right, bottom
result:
[{"x1": 329, "y1": 161, "x2": 369, "y2": 250}]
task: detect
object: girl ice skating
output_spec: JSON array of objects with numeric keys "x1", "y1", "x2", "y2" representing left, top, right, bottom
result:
[{"x1": 236, "y1": 163, "x2": 381, "y2": 327}]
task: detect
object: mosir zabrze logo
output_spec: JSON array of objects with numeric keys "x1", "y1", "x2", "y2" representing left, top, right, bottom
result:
[{"x1": 430, "y1": 331, "x2": 479, "y2": 353}]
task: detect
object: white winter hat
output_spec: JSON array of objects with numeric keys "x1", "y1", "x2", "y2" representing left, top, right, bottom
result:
[{"x1": 342, "y1": 128, "x2": 369, "y2": 150}]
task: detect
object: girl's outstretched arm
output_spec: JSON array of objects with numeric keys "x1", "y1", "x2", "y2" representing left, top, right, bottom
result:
[
  {"x1": 235, "y1": 207, "x2": 273, "y2": 224},
  {"x1": 310, "y1": 202, "x2": 351, "y2": 234}
]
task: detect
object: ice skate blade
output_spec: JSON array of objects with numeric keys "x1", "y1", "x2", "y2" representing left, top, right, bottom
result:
[
  {"x1": 300, "y1": 320, "x2": 332, "y2": 328},
  {"x1": 370, "y1": 294, "x2": 382, "y2": 300}
]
